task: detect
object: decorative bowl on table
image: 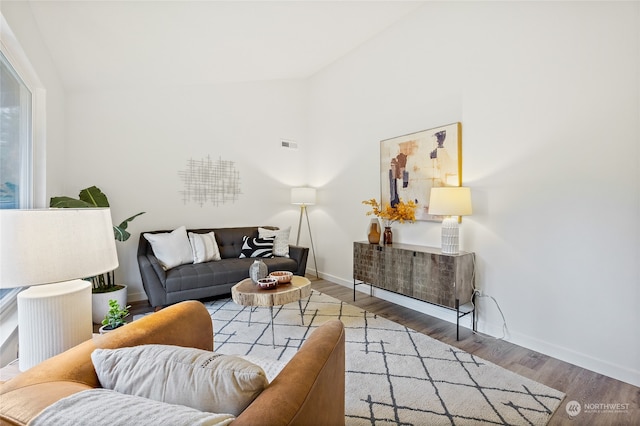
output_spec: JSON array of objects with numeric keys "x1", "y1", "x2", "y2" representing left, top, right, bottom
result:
[
  {"x1": 256, "y1": 277, "x2": 278, "y2": 290},
  {"x1": 269, "y1": 271, "x2": 293, "y2": 284}
]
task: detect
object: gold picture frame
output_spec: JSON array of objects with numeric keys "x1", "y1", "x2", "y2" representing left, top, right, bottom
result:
[{"x1": 380, "y1": 122, "x2": 462, "y2": 222}]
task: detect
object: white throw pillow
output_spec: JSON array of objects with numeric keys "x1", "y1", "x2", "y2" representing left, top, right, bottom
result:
[
  {"x1": 258, "y1": 227, "x2": 291, "y2": 257},
  {"x1": 30, "y1": 389, "x2": 235, "y2": 426},
  {"x1": 189, "y1": 231, "x2": 221, "y2": 263},
  {"x1": 143, "y1": 226, "x2": 194, "y2": 270},
  {"x1": 91, "y1": 345, "x2": 268, "y2": 416}
]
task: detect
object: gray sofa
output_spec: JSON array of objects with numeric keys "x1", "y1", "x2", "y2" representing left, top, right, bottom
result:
[{"x1": 137, "y1": 226, "x2": 309, "y2": 308}]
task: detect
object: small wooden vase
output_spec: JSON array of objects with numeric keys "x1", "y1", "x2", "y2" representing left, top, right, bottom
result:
[
  {"x1": 367, "y1": 219, "x2": 381, "y2": 244},
  {"x1": 383, "y1": 226, "x2": 393, "y2": 245}
]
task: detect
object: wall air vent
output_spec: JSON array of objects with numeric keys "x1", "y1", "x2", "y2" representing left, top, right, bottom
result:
[{"x1": 281, "y1": 139, "x2": 298, "y2": 150}]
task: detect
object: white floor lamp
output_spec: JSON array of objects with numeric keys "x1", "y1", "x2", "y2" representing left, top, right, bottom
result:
[
  {"x1": 291, "y1": 187, "x2": 319, "y2": 279},
  {"x1": 0, "y1": 208, "x2": 118, "y2": 371}
]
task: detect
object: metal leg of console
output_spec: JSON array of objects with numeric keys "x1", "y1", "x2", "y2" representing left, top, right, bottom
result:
[{"x1": 456, "y1": 299, "x2": 460, "y2": 341}]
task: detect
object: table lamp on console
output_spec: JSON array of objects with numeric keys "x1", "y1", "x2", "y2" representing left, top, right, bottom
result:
[
  {"x1": 0, "y1": 208, "x2": 118, "y2": 371},
  {"x1": 428, "y1": 187, "x2": 473, "y2": 255}
]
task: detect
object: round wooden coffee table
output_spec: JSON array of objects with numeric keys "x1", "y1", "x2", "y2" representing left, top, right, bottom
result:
[{"x1": 231, "y1": 275, "x2": 311, "y2": 348}]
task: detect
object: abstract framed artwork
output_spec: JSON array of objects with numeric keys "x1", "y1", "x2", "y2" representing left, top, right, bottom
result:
[{"x1": 380, "y1": 122, "x2": 461, "y2": 222}]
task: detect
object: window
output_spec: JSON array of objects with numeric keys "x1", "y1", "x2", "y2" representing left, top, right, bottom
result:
[
  {"x1": 1, "y1": 50, "x2": 32, "y2": 210},
  {"x1": 0, "y1": 12, "x2": 44, "y2": 364},
  {"x1": 0, "y1": 48, "x2": 33, "y2": 306}
]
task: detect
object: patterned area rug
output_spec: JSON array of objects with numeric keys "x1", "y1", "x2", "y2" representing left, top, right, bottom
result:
[{"x1": 200, "y1": 291, "x2": 564, "y2": 425}]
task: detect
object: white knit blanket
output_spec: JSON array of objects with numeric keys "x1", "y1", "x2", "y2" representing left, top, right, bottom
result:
[{"x1": 30, "y1": 388, "x2": 235, "y2": 426}]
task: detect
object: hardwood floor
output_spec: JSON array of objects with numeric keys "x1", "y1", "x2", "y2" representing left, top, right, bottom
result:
[
  {"x1": 311, "y1": 279, "x2": 639, "y2": 426},
  {"x1": 130, "y1": 277, "x2": 639, "y2": 426}
]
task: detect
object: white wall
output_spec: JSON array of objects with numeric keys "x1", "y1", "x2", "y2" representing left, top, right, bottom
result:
[
  {"x1": 63, "y1": 81, "x2": 309, "y2": 301},
  {"x1": 307, "y1": 2, "x2": 639, "y2": 387}
]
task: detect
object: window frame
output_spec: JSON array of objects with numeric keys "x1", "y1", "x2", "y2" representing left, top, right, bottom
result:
[
  {"x1": 1, "y1": 12, "x2": 46, "y2": 209},
  {"x1": 0, "y1": 12, "x2": 47, "y2": 364}
]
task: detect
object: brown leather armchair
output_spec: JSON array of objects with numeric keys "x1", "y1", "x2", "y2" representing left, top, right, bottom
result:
[{"x1": 0, "y1": 300, "x2": 345, "y2": 426}]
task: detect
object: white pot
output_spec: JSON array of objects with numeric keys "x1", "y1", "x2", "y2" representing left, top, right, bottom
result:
[
  {"x1": 92, "y1": 285, "x2": 127, "y2": 324},
  {"x1": 98, "y1": 323, "x2": 126, "y2": 334}
]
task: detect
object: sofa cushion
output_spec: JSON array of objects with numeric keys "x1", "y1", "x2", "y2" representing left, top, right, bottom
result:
[
  {"x1": 30, "y1": 388, "x2": 235, "y2": 426},
  {"x1": 212, "y1": 227, "x2": 260, "y2": 259},
  {"x1": 91, "y1": 345, "x2": 268, "y2": 416},
  {"x1": 259, "y1": 226, "x2": 291, "y2": 257},
  {"x1": 189, "y1": 231, "x2": 221, "y2": 263},
  {"x1": 143, "y1": 226, "x2": 194, "y2": 269},
  {"x1": 163, "y1": 257, "x2": 299, "y2": 294},
  {"x1": 238, "y1": 236, "x2": 274, "y2": 258}
]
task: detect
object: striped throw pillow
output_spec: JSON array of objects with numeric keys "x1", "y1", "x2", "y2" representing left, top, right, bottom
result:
[{"x1": 239, "y1": 236, "x2": 274, "y2": 258}]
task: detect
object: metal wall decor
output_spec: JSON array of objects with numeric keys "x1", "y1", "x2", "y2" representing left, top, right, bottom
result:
[{"x1": 178, "y1": 155, "x2": 241, "y2": 207}]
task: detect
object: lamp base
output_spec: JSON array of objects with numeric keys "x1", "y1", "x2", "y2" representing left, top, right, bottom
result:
[
  {"x1": 441, "y1": 217, "x2": 460, "y2": 255},
  {"x1": 17, "y1": 279, "x2": 92, "y2": 371}
]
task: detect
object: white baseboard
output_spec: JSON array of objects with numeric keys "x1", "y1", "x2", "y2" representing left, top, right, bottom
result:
[
  {"x1": 508, "y1": 330, "x2": 640, "y2": 388},
  {"x1": 127, "y1": 290, "x2": 148, "y2": 303}
]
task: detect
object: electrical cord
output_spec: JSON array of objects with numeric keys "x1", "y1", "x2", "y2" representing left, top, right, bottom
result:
[{"x1": 469, "y1": 254, "x2": 508, "y2": 340}]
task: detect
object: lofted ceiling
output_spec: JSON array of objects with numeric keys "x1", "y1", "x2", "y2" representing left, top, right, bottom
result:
[{"x1": 23, "y1": 1, "x2": 423, "y2": 90}]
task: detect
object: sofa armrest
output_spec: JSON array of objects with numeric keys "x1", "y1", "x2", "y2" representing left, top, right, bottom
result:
[
  {"x1": 0, "y1": 301, "x2": 213, "y2": 396},
  {"x1": 137, "y1": 252, "x2": 168, "y2": 308},
  {"x1": 288, "y1": 245, "x2": 309, "y2": 277},
  {"x1": 233, "y1": 320, "x2": 345, "y2": 426}
]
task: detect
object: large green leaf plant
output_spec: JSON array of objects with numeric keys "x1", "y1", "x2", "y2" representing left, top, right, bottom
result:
[{"x1": 50, "y1": 185, "x2": 145, "y2": 293}]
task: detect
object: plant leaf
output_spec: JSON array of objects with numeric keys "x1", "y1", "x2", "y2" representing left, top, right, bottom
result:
[
  {"x1": 79, "y1": 186, "x2": 110, "y2": 207},
  {"x1": 114, "y1": 212, "x2": 145, "y2": 241},
  {"x1": 49, "y1": 196, "x2": 95, "y2": 208}
]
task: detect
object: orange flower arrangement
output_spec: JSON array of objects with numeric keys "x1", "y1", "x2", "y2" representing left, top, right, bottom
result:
[{"x1": 362, "y1": 198, "x2": 417, "y2": 226}]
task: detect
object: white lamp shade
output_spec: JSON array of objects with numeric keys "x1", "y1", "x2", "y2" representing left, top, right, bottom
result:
[
  {"x1": 291, "y1": 187, "x2": 317, "y2": 205},
  {"x1": 0, "y1": 208, "x2": 119, "y2": 288},
  {"x1": 428, "y1": 187, "x2": 473, "y2": 217}
]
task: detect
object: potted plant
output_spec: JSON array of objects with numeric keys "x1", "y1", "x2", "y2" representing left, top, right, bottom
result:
[
  {"x1": 362, "y1": 198, "x2": 416, "y2": 245},
  {"x1": 99, "y1": 299, "x2": 131, "y2": 334},
  {"x1": 50, "y1": 185, "x2": 145, "y2": 323}
]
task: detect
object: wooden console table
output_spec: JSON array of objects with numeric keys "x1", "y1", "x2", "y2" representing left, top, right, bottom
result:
[{"x1": 353, "y1": 241, "x2": 476, "y2": 340}]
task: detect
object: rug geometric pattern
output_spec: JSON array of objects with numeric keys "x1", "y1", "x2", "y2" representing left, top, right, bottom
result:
[{"x1": 201, "y1": 290, "x2": 565, "y2": 426}]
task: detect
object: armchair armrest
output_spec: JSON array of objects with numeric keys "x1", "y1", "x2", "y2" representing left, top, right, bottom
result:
[{"x1": 234, "y1": 320, "x2": 345, "y2": 426}]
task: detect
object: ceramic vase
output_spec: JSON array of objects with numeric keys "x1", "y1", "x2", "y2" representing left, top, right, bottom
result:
[
  {"x1": 367, "y1": 218, "x2": 381, "y2": 244},
  {"x1": 383, "y1": 226, "x2": 393, "y2": 245},
  {"x1": 249, "y1": 259, "x2": 268, "y2": 283}
]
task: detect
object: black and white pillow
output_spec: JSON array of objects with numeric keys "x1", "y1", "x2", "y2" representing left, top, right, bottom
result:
[{"x1": 239, "y1": 236, "x2": 274, "y2": 258}]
